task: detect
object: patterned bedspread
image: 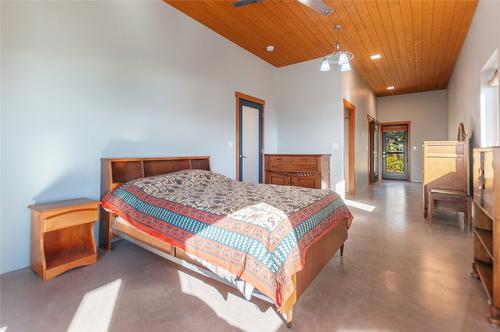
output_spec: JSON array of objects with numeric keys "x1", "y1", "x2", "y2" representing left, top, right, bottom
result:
[{"x1": 102, "y1": 170, "x2": 352, "y2": 311}]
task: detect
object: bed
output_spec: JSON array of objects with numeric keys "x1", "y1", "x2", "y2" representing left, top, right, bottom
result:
[{"x1": 99, "y1": 156, "x2": 352, "y2": 327}]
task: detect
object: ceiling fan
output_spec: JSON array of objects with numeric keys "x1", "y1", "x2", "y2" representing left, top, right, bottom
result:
[{"x1": 233, "y1": 0, "x2": 333, "y2": 16}]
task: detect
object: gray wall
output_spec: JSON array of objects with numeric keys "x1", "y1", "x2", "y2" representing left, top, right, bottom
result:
[
  {"x1": 447, "y1": 0, "x2": 500, "y2": 146},
  {"x1": 1, "y1": 0, "x2": 378, "y2": 274},
  {"x1": 274, "y1": 59, "x2": 376, "y2": 196},
  {"x1": 0, "y1": 1, "x2": 278, "y2": 273},
  {"x1": 342, "y1": 70, "x2": 377, "y2": 194},
  {"x1": 377, "y1": 90, "x2": 448, "y2": 182},
  {"x1": 275, "y1": 59, "x2": 344, "y2": 193}
]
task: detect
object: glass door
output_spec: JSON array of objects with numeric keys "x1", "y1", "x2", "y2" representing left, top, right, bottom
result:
[
  {"x1": 382, "y1": 125, "x2": 409, "y2": 180},
  {"x1": 239, "y1": 99, "x2": 263, "y2": 183}
]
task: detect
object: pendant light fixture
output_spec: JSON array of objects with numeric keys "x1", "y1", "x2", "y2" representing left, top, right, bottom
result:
[{"x1": 320, "y1": 24, "x2": 353, "y2": 72}]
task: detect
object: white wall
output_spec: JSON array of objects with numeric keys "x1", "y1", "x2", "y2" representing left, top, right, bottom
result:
[
  {"x1": 377, "y1": 90, "x2": 448, "y2": 182},
  {"x1": 274, "y1": 59, "x2": 344, "y2": 192},
  {"x1": 447, "y1": 0, "x2": 500, "y2": 146},
  {"x1": 342, "y1": 70, "x2": 377, "y2": 193},
  {"x1": 0, "y1": 1, "x2": 277, "y2": 273}
]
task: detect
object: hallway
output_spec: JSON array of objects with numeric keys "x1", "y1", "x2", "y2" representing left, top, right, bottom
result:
[
  {"x1": 0, "y1": 181, "x2": 496, "y2": 331},
  {"x1": 342, "y1": 180, "x2": 492, "y2": 331}
]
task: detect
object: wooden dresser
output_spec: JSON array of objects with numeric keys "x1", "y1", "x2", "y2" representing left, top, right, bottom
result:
[
  {"x1": 472, "y1": 147, "x2": 500, "y2": 325},
  {"x1": 422, "y1": 140, "x2": 469, "y2": 218},
  {"x1": 264, "y1": 154, "x2": 330, "y2": 189}
]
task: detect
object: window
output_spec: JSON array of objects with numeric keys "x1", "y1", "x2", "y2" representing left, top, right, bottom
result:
[{"x1": 480, "y1": 50, "x2": 499, "y2": 147}]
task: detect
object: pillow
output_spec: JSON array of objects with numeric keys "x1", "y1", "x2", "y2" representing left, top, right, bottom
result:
[{"x1": 135, "y1": 169, "x2": 230, "y2": 188}]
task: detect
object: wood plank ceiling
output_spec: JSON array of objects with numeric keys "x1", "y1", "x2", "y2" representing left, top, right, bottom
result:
[{"x1": 165, "y1": 0, "x2": 478, "y2": 96}]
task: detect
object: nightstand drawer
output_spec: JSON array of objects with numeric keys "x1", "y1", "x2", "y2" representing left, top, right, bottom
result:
[{"x1": 44, "y1": 209, "x2": 98, "y2": 232}]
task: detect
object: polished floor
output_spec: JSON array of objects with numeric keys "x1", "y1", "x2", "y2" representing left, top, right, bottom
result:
[{"x1": 0, "y1": 181, "x2": 496, "y2": 331}]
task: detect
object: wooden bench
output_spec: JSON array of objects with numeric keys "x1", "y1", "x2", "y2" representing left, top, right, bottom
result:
[{"x1": 427, "y1": 188, "x2": 471, "y2": 225}]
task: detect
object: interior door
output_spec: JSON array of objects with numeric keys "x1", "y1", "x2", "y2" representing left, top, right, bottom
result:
[
  {"x1": 382, "y1": 125, "x2": 409, "y2": 180},
  {"x1": 239, "y1": 100, "x2": 263, "y2": 183}
]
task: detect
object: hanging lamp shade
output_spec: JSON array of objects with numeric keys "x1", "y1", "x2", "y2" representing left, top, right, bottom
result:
[
  {"x1": 320, "y1": 58, "x2": 331, "y2": 72},
  {"x1": 340, "y1": 62, "x2": 352, "y2": 72},
  {"x1": 338, "y1": 53, "x2": 349, "y2": 65}
]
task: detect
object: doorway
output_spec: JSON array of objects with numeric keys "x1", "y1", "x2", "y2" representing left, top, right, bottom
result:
[
  {"x1": 235, "y1": 92, "x2": 264, "y2": 183},
  {"x1": 343, "y1": 99, "x2": 356, "y2": 194},
  {"x1": 381, "y1": 123, "x2": 410, "y2": 180}
]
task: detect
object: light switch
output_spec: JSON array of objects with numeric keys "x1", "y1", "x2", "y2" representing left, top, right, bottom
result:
[
  {"x1": 332, "y1": 143, "x2": 339, "y2": 150},
  {"x1": 227, "y1": 141, "x2": 234, "y2": 149}
]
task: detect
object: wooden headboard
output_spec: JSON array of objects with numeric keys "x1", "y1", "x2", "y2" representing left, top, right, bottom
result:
[{"x1": 99, "y1": 156, "x2": 210, "y2": 250}]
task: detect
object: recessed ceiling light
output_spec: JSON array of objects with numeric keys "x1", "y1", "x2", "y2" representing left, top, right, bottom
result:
[
  {"x1": 370, "y1": 54, "x2": 382, "y2": 60},
  {"x1": 266, "y1": 45, "x2": 274, "y2": 52},
  {"x1": 387, "y1": 86, "x2": 395, "y2": 90}
]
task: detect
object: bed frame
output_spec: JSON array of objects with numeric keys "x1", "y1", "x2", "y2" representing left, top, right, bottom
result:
[{"x1": 99, "y1": 156, "x2": 349, "y2": 328}]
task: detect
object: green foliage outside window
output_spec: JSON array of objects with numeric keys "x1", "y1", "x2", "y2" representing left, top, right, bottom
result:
[
  {"x1": 386, "y1": 154, "x2": 405, "y2": 173},
  {"x1": 385, "y1": 131, "x2": 405, "y2": 174},
  {"x1": 385, "y1": 132, "x2": 405, "y2": 153}
]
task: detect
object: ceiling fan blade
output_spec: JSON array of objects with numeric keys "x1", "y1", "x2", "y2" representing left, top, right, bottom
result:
[
  {"x1": 232, "y1": 0, "x2": 263, "y2": 8},
  {"x1": 297, "y1": 0, "x2": 333, "y2": 16}
]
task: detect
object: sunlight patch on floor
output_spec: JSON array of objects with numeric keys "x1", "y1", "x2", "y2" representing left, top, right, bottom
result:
[
  {"x1": 345, "y1": 199, "x2": 376, "y2": 212},
  {"x1": 0, "y1": 326, "x2": 7, "y2": 332},
  {"x1": 177, "y1": 271, "x2": 282, "y2": 331},
  {"x1": 67, "y1": 279, "x2": 122, "y2": 332}
]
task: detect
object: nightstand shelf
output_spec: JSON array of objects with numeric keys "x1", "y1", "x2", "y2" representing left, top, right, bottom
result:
[
  {"x1": 29, "y1": 198, "x2": 100, "y2": 281},
  {"x1": 46, "y1": 247, "x2": 95, "y2": 270}
]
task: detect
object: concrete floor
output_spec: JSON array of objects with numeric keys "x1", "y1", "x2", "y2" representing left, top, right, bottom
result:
[{"x1": 0, "y1": 181, "x2": 496, "y2": 332}]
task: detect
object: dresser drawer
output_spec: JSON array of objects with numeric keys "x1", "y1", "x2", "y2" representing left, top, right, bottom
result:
[
  {"x1": 425, "y1": 143, "x2": 464, "y2": 156},
  {"x1": 288, "y1": 163, "x2": 320, "y2": 172},
  {"x1": 291, "y1": 174, "x2": 321, "y2": 189},
  {"x1": 291, "y1": 155, "x2": 318, "y2": 164},
  {"x1": 268, "y1": 155, "x2": 292, "y2": 162},
  {"x1": 266, "y1": 172, "x2": 291, "y2": 186},
  {"x1": 268, "y1": 162, "x2": 319, "y2": 172},
  {"x1": 268, "y1": 162, "x2": 288, "y2": 171},
  {"x1": 44, "y1": 209, "x2": 99, "y2": 232}
]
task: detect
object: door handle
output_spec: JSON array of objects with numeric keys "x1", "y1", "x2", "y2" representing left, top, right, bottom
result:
[{"x1": 240, "y1": 155, "x2": 247, "y2": 159}]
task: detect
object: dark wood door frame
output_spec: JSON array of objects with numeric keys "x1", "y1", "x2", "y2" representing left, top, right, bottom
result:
[
  {"x1": 235, "y1": 91, "x2": 265, "y2": 182},
  {"x1": 379, "y1": 121, "x2": 411, "y2": 181},
  {"x1": 368, "y1": 115, "x2": 379, "y2": 184},
  {"x1": 344, "y1": 99, "x2": 356, "y2": 194}
]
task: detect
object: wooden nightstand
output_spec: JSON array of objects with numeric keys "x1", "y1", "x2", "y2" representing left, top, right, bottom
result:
[{"x1": 29, "y1": 198, "x2": 100, "y2": 280}]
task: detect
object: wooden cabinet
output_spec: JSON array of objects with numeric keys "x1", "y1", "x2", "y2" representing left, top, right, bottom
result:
[
  {"x1": 265, "y1": 154, "x2": 330, "y2": 189},
  {"x1": 29, "y1": 198, "x2": 100, "y2": 281},
  {"x1": 472, "y1": 147, "x2": 500, "y2": 325},
  {"x1": 422, "y1": 140, "x2": 469, "y2": 217}
]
